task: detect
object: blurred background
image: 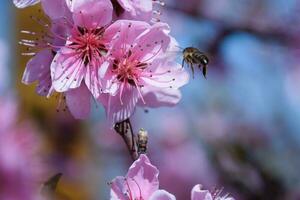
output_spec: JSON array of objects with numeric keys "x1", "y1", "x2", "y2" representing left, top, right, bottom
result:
[{"x1": 1, "y1": 0, "x2": 300, "y2": 199}]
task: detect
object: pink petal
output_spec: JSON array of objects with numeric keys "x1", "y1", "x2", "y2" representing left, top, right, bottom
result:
[
  {"x1": 83, "y1": 62, "x2": 103, "y2": 99},
  {"x1": 13, "y1": 0, "x2": 40, "y2": 8},
  {"x1": 51, "y1": 19, "x2": 70, "y2": 46},
  {"x1": 116, "y1": 0, "x2": 133, "y2": 11},
  {"x1": 110, "y1": 176, "x2": 130, "y2": 200},
  {"x1": 65, "y1": 0, "x2": 74, "y2": 11},
  {"x1": 99, "y1": 68, "x2": 119, "y2": 95},
  {"x1": 132, "y1": 23, "x2": 170, "y2": 62},
  {"x1": 22, "y1": 49, "x2": 52, "y2": 84},
  {"x1": 22, "y1": 49, "x2": 53, "y2": 96},
  {"x1": 71, "y1": 0, "x2": 113, "y2": 29},
  {"x1": 98, "y1": 85, "x2": 139, "y2": 125},
  {"x1": 149, "y1": 190, "x2": 176, "y2": 200},
  {"x1": 51, "y1": 47, "x2": 86, "y2": 92},
  {"x1": 35, "y1": 75, "x2": 53, "y2": 96},
  {"x1": 117, "y1": 0, "x2": 153, "y2": 21},
  {"x1": 126, "y1": 154, "x2": 159, "y2": 199},
  {"x1": 141, "y1": 61, "x2": 189, "y2": 89},
  {"x1": 65, "y1": 84, "x2": 91, "y2": 119},
  {"x1": 105, "y1": 20, "x2": 150, "y2": 52},
  {"x1": 41, "y1": 0, "x2": 71, "y2": 20},
  {"x1": 191, "y1": 185, "x2": 213, "y2": 200},
  {"x1": 138, "y1": 88, "x2": 182, "y2": 108}
]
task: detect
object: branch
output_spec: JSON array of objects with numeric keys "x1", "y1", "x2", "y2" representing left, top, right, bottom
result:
[{"x1": 114, "y1": 118, "x2": 139, "y2": 160}]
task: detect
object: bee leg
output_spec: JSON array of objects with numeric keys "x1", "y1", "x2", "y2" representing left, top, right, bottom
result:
[
  {"x1": 190, "y1": 63, "x2": 195, "y2": 79},
  {"x1": 182, "y1": 59, "x2": 185, "y2": 68},
  {"x1": 202, "y1": 65, "x2": 207, "y2": 79}
]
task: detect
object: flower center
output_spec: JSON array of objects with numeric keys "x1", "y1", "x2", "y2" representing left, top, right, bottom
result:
[
  {"x1": 123, "y1": 178, "x2": 144, "y2": 200},
  {"x1": 112, "y1": 50, "x2": 147, "y2": 87},
  {"x1": 68, "y1": 26, "x2": 108, "y2": 66}
]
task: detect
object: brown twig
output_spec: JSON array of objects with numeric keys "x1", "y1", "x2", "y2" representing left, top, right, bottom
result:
[{"x1": 114, "y1": 118, "x2": 139, "y2": 160}]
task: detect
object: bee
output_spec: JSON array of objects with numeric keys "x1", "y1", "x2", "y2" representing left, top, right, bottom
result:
[
  {"x1": 182, "y1": 47, "x2": 209, "y2": 79},
  {"x1": 137, "y1": 128, "x2": 148, "y2": 154}
]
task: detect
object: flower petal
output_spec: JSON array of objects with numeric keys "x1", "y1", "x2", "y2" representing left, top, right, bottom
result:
[
  {"x1": 22, "y1": 49, "x2": 53, "y2": 96},
  {"x1": 116, "y1": 0, "x2": 133, "y2": 11},
  {"x1": 51, "y1": 47, "x2": 86, "y2": 92},
  {"x1": 117, "y1": 0, "x2": 153, "y2": 21},
  {"x1": 132, "y1": 22, "x2": 170, "y2": 62},
  {"x1": 149, "y1": 190, "x2": 176, "y2": 200},
  {"x1": 83, "y1": 60, "x2": 105, "y2": 99},
  {"x1": 22, "y1": 49, "x2": 52, "y2": 84},
  {"x1": 126, "y1": 154, "x2": 159, "y2": 199},
  {"x1": 65, "y1": 84, "x2": 91, "y2": 119},
  {"x1": 106, "y1": 20, "x2": 150, "y2": 53},
  {"x1": 98, "y1": 85, "x2": 139, "y2": 125},
  {"x1": 41, "y1": 0, "x2": 71, "y2": 20},
  {"x1": 138, "y1": 88, "x2": 182, "y2": 108},
  {"x1": 71, "y1": 0, "x2": 113, "y2": 29},
  {"x1": 191, "y1": 185, "x2": 213, "y2": 200},
  {"x1": 35, "y1": 75, "x2": 53, "y2": 97},
  {"x1": 141, "y1": 61, "x2": 189, "y2": 89},
  {"x1": 13, "y1": 0, "x2": 40, "y2": 8},
  {"x1": 110, "y1": 176, "x2": 129, "y2": 200}
]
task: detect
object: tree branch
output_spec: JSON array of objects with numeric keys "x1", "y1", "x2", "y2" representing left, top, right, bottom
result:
[{"x1": 114, "y1": 118, "x2": 139, "y2": 160}]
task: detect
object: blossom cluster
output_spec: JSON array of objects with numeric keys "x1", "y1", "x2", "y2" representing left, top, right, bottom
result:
[
  {"x1": 0, "y1": 97, "x2": 44, "y2": 200},
  {"x1": 110, "y1": 154, "x2": 234, "y2": 200},
  {"x1": 14, "y1": 0, "x2": 189, "y2": 125}
]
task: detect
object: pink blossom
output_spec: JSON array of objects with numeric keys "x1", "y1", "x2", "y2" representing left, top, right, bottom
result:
[
  {"x1": 0, "y1": 97, "x2": 44, "y2": 200},
  {"x1": 110, "y1": 154, "x2": 175, "y2": 200},
  {"x1": 17, "y1": 0, "x2": 188, "y2": 122},
  {"x1": 50, "y1": 0, "x2": 115, "y2": 99},
  {"x1": 191, "y1": 185, "x2": 234, "y2": 200},
  {"x1": 20, "y1": 0, "x2": 94, "y2": 119},
  {"x1": 21, "y1": 29, "x2": 92, "y2": 119},
  {"x1": 98, "y1": 20, "x2": 189, "y2": 124},
  {"x1": 20, "y1": 0, "x2": 72, "y2": 96}
]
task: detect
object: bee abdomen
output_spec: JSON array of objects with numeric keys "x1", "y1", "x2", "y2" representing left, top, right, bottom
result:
[{"x1": 197, "y1": 54, "x2": 209, "y2": 65}]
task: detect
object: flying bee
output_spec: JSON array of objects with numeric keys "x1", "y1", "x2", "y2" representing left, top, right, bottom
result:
[{"x1": 182, "y1": 47, "x2": 209, "y2": 79}]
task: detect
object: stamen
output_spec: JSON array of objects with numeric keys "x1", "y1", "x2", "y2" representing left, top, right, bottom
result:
[
  {"x1": 140, "y1": 45, "x2": 163, "y2": 63},
  {"x1": 30, "y1": 15, "x2": 49, "y2": 28},
  {"x1": 21, "y1": 52, "x2": 36, "y2": 56},
  {"x1": 56, "y1": 93, "x2": 67, "y2": 113},
  {"x1": 131, "y1": 178, "x2": 143, "y2": 200},
  {"x1": 20, "y1": 30, "x2": 37, "y2": 35},
  {"x1": 132, "y1": 77, "x2": 146, "y2": 104},
  {"x1": 124, "y1": 178, "x2": 134, "y2": 200}
]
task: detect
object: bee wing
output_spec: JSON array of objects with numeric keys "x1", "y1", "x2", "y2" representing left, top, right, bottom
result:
[
  {"x1": 164, "y1": 50, "x2": 182, "y2": 58},
  {"x1": 163, "y1": 36, "x2": 183, "y2": 60}
]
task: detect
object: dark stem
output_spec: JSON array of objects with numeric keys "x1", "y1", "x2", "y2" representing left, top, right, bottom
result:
[{"x1": 114, "y1": 118, "x2": 139, "y2": 160}]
